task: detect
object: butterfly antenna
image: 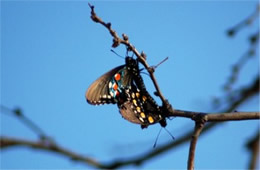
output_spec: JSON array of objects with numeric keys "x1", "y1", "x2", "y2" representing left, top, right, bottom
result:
[
  {"x1": 140, "y1": 71, "x2": 149, "y2": 77},
  {"x1": 110, "y1": 49, "x2": 124, "y2": 59},
  {"x1": 153, "y1": 127, "x2": 163, "y2": 148},
  {"x1": 140, "y1": 57, "x2": 169, "y2": 76},
  {"x1": 131, "y1": 51, "x2": 135, "y2": 58},
  {"x1": 164, "y1": 127, "x2": 175, "y2": 140},
  {"x1": 153, "y1": 57, "x2": 169, "y2": 70}
]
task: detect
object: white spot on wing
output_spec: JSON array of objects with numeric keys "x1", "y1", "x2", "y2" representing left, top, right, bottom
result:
[
  {"x1": 139, "y1": 117, "x2": 144, "y2": 122},
  {"x1": 109, "y1": 82, "x2": 112, "y2": 88}
]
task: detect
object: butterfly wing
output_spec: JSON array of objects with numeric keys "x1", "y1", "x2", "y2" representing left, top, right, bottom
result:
[
  {"x1": 119, "y1": 100, "x2": 143, "y2": 124},
  {"x1": 86, "y1": 65, "x2": 125, "y2": 105},
  {"x1": 118, "y1": 87, "x2": 165, "y2": 128},
  {"x1": 86, "y1": 65, "x2": 133, "y2": 105}
]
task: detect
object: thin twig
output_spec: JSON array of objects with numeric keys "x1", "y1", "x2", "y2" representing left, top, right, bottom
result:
[
  {"x1": 227, "y1": 4, "x2": 259, "y2": 36},
  {"x1": 1, "y1": 105, "x2": 49, "y2": 140},
  {"x1": 223, "y1": 33, "x2": 259, "y2": 92}
]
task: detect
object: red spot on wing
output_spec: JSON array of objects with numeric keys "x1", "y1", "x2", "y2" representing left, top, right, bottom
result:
[
  {"x1": 114, "y1": 73, "x2": 121, "y2": 81},
  {"x1": 113, "y1": 83, "x2": 118, "y2": 90}
]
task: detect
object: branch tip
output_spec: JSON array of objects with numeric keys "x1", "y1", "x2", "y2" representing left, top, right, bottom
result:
[
  {"x1": 140, "y1": 51, "x2": 147, "y2": 60},
  {"x1": 122, "y1": 34, "x2": 129, "y2": 41},
  {"x1": 112, "y1": 38, "x2": 120, "y2": 48},
  {"x1": 88, "y1": 3, "x2": 94, "y2": 9},
  {"x1": 107, "y1": 22, "x2": 111, "y2": 28}
]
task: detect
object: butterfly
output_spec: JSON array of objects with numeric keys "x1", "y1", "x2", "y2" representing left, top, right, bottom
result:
[{"x1": 86, "y1": 57, "x2": 166, "y2": 128}]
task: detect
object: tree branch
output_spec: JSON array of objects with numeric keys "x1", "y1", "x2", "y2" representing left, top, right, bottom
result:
[
  {"x1": 168, "y1": 110, "x2": 260, "y2": 121},
  {"x1": 227, "y1": 4, "x2": 259, "y2": 36},
  {"x1": 187, "y1": 119, "x2": 205, "y2": 170},
  {"x1": 246, "y1": 132, "x2": 259, "y2": 169},
  {"x1": 186, "y1": 111, "x2": 260, "y2": 170},
  {"x1": 0, "y1": 106, "x2": 48, "y2": 140},
  {"x1": 0, "y1": 136, "x2": 103, "y2": 169}
]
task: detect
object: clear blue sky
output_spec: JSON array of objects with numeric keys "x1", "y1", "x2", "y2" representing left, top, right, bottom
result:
[{"x1": 1, "y1": 1, "x2": 259, "y2": 169}]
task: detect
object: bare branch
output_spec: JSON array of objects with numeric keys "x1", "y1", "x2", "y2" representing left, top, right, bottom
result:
[
  {"x1": 169, "y1": 110, "x2": 260, "y2": 121},
  {"x1": 187, "y1": 120, "x2": 205, "y2": 170},
  {"x1": 246, "y1": 132, "x2": 259, "y2": 169},
  {"x1": 205, "y1": 112, "x2": 259, "y2": 121},
  {"x1": 184, "y1": 110, "x2": 258, "y2": 170},
  {"x1": 0, "y1": 136, "x2": 102, "y2": 169},
  {"x1": 1, "y1": 105, "x2": 49, "y2": 140},
  {"x1": 227, "y1": 4, "x2": 259, "y2": 36}
]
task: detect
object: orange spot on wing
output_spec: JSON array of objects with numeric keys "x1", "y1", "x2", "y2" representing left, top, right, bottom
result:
[
  {"x1": 114, "y1": 73, "x2": 121, "y2": 81},
  {"x1": 140, "y1": 112, "x2": 146, "y2": 118},
  {"x1": 113, "y1": 84, "x2": 118, "y2": 90},
  {"x1": 148, "y1": 116, "x2": 154, "y2": 123}
]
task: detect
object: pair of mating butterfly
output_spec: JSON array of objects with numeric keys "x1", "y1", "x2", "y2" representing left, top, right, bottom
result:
[{"x1": 85, "y1": 56, "x2": 167, "y2": 129}]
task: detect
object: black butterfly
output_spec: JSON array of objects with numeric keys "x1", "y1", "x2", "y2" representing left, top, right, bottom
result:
[{"x1": 86, "y1": 57, "x2": 166, "y2": 128}]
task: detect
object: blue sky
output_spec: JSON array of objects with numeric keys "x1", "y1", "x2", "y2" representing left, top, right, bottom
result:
[{"x1": 1, "y1": 1, "x2": 259, "y2": 169}]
